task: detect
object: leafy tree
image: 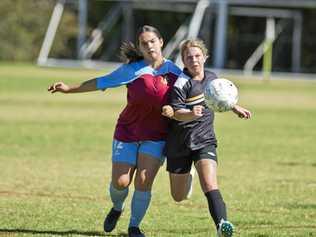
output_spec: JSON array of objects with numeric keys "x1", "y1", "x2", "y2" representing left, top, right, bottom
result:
[{"x1": 0, "y1": 0, "x2": 77, "y2": 61}]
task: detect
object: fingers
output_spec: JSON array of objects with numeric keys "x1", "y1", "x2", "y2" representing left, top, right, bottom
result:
[
  {"x1": 242, "y1": 109, "x2": 251, "y2": 119},
  {"x1": 192, "y1": 105, "x2": 204, "y2": 117},
  {"x1": 162, "y1": 105, "x2": 170, "y2": 113},
  {"x1": 232, "y1": 105, "x2": 252, "y2": 119},
  {"x1": 162, "y1": 105, "x2": 174, "y2": 118},
  {"x1": 47, "y1": 85, "x2": 54, "y2": 92},
  {"x1": 48, "y1": 82, "x2": 62, "y2": 93},
  {"x1": 238, "y1": 109, "x2": 252, "y2": 119},
  {"x1": 48, "y1": 83, "x2": 57, "y2": 92},
  {"x1": 245, "y1": 110, "x2": 252, "y2": 119}
]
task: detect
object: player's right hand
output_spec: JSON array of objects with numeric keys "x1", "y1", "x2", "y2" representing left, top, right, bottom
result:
[
  {"x1": 48, "y1": 82, "x2": 70, "y2": 93},
  {"x1": 162, "y1": 105, "x2": 174, "y2": 118}
]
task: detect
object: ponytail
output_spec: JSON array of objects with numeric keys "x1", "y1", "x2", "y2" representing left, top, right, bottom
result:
[{"x1": 119, "y1": 42, "x2": 143, "y2": 64}]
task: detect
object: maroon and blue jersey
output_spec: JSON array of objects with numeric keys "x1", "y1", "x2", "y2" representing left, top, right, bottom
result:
[{"x1": 96, "y1": 59, "x2": 181, "y2": 142}]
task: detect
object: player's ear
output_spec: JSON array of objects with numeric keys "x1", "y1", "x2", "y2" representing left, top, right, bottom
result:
[
  {"x1": 160, "y1": 38, "x2": 164, "y2": 48},
  {"x1": 204, "y1": 55, "x2": 209, "y2": 62}
]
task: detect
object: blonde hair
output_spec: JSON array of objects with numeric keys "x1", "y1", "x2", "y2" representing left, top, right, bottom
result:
[{"x1": 180, "y1": 39, "x2": 208, "y2": 61}]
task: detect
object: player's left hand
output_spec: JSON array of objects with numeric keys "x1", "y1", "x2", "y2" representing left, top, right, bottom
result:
[
  {"x1": 232, "y1": 104, "x2": 252, "y2": 119},
  {"x1": 162, "y1": 105, "x2": 174, "y2": 118},
  {"x1": 192, "y1": 105, "x2": 204, "y2": 117}
]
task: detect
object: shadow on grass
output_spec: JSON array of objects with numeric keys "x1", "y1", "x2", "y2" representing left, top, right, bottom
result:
[
  {"x1": 0, "y1": 228, "x2": 128, "y2": 236},
  {"x1": 149, "y1": 227, "x2": 210, "y2": 235},
  {"x1": 287, "y1": 203, "x2": 316, "y2": 210},
  {"x1": 277, "y1": 161, "x2": 316, "y2": 167},
  {"x1": 0, "y1": 190, "x2": 103, "y2": 201}
]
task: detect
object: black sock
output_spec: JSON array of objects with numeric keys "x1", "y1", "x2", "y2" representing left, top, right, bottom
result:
[{"x1": 205, "y1": 189, "x2": 227, "y2": 228}]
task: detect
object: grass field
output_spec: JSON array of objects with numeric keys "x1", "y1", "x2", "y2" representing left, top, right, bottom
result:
[{"x1": 0, "y1": 63, "x2": 315, "y2": 237}]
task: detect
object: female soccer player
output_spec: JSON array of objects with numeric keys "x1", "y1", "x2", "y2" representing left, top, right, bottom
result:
[
  {"x1": 48, "y1": 25, "x2": 181, "y2": 237},
  {"x1": 162, "y1": 39, "x2": 251, "y2": 237}
]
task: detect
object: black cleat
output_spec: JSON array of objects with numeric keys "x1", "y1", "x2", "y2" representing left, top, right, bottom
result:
[
  {"x1": 103, "y1": 208, "x2": 122, "y2": 232},
  {"x1": 128, "y1": 226, "x2": 145, "y2": 237}
]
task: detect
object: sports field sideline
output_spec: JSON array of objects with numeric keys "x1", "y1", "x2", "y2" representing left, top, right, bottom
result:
[{"x1": 0, "y1": 63, "x2": 315, "y2": 236}]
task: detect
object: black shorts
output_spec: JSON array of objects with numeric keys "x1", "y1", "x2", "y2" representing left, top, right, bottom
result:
[{"x1": 166, "y1": 144, "x2": 217, "y2": 174}]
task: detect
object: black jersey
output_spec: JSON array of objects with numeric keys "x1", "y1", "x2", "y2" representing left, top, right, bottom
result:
[{"x1": 164, "y1": 69, "x2": 217, "y2": 158}]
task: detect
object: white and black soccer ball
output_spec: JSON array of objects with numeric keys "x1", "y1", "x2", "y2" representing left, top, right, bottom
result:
[{"x1": 204, "y1": 78, "x2": 238, "y2": 112}]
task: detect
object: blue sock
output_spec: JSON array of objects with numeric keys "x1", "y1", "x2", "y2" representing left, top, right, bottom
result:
[
  {"x1": 129, "y1": 190, "x2": 152, "y2": 227},
  {"x1": 109, "y1": 183, "x2": 129, "y2": 211}
]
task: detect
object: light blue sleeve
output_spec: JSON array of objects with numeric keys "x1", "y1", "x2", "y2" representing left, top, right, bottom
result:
[
  {"x1": 96, "y1": 63, "x2": 137, "y2": 90},
  {"x1": 166, "y1": 60, "x2": 182, "y2": 76},
  {"x1": 156, "y1": 59, "x2": 182, "y2": 76}
]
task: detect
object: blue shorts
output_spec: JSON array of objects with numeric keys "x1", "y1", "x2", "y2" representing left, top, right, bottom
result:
[{"x1": 112, "y1": 139, "x2": 166, "y2": 166}]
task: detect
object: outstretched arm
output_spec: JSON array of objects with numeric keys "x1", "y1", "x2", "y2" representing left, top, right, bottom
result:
[
  {"x1": 48, "y1": 78, "x2": 97, "y2": 94},
  {"x1": 232, "y1": 104, "x2": 252, "y2": 119}
]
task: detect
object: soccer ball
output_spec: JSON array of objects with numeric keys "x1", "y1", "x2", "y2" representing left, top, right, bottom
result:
[{"x1": 204, "y1": 78, "x2": 238, "y2": 112}]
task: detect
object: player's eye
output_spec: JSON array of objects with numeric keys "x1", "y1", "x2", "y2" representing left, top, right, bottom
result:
[{"x1": 141, "y1": 41, "x2": 148, "y2": 47}]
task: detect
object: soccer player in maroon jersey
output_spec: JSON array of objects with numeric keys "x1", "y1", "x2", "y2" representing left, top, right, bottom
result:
[
  {"x1": 48, "y1": 25, "x2": 181, "y2": 237},
  {"x1": 162, "y1": 39, "x2": 251, "y2": 237}
]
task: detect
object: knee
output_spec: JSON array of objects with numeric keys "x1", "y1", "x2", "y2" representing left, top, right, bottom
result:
[
  {"x1": 170, "y1": 186, "x2": 187, "y2": 202},
  {"x1": 171, "y1": 192, "x2": 186, "y2": 202},
  {"x1": 112, "y1": 176, "x2": 131, "y2": 189}
]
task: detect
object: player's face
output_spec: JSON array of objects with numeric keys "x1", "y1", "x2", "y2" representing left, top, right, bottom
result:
[
  {"x1": 138, "y1": 32, "x2": 164, "y2": 63},
  {"x1": 183, "y1": 47, "x2": 206, "y2": 77}
]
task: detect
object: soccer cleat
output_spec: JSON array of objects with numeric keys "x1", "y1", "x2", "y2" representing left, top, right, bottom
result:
[
  {"x1": 217, "y1": 219, "x2": 234, "y2": 237},
  {"x1": 103, "y1": 208, "x2": 122, "y2": 232},
  {"x1": 128, "y1": 226, "x2": 145, "y2": 237},
  {"x1": 185, "y1": 167, "x2": 196, "y2": 199}
]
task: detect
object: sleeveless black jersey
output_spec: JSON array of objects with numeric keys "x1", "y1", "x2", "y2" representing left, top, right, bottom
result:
[{"x1": 164, "y1": 69, "x2": 217, "y2": 158}]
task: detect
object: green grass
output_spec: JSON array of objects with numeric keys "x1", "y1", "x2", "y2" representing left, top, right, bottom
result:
[{"x1": 0, "y1": 63, "x2": 316, "y2": 237}]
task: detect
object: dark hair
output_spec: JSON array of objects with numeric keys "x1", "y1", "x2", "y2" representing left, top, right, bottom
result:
[{"x1": 120, "y1": 25, "x2": 163, "y2": 63}]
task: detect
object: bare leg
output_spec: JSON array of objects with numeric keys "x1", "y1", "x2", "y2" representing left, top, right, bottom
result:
[
  {"x1": 194, "y1": 159, "x2": 218, "y2": 193},
  {"x1": 169, "y1": 171, "x2": 193, "y2": 202}
]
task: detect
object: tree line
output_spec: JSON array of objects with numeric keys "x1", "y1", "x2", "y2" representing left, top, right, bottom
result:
[{"x1": 1, "y1": 0, "x2": 316, "y2": 73}]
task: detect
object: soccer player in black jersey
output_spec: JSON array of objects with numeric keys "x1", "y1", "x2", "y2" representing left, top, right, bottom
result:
[{"x1": 162, "y1": 39, "x2": 251, "y2": 237}]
